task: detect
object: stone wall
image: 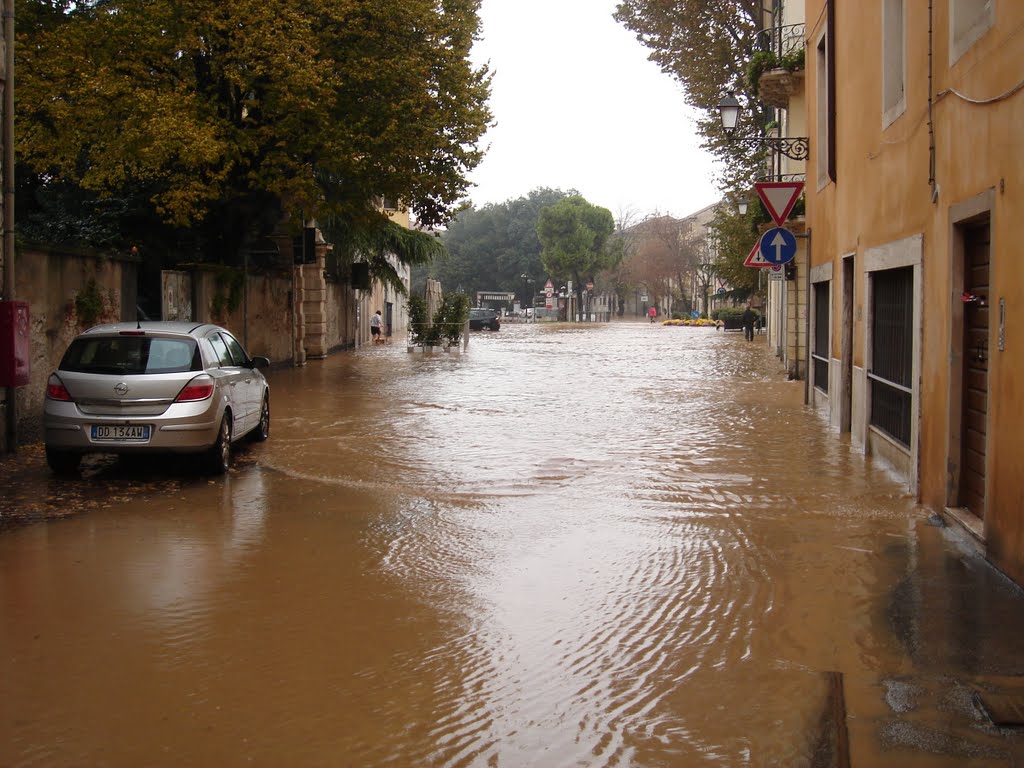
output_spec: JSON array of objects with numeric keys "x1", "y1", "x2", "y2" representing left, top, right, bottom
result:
[
  {"x1": 325, "y1": 279, "x2": 356, "y2": 353},
  {"x1": 1, "y1": 246, "x2": 138, "y2": 446},
  {"x1": 0, "y1": 240, "x2": 382, "y2": 449}
]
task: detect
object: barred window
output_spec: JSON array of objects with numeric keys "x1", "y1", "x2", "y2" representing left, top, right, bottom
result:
[
  {"x1": 869, "y1": 267, "x2": 913, "y2": 446},
  {"x1": 812, "y1": 282, "x2": 830, "y2": 393}
]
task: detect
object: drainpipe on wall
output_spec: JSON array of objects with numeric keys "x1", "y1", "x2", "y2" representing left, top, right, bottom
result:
[
  {"x1": 242, "y1": 248, "x2": 249, "y2": 349},
  {"x1": 804, "y1": 228, "x2": 812, "y2": 405},
  {"x1": 928, "y1": 0, "x2": 937, "y2": 202}
]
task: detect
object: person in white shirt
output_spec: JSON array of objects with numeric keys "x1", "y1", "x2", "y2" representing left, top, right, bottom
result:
[{"x1": 370, "y1": 310, "x2": 383, "y2": 343}]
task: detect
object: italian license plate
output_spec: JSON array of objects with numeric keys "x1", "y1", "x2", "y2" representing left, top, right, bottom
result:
[{"x1": 91, "y1": 424, "x2": 151, "y2": 441}]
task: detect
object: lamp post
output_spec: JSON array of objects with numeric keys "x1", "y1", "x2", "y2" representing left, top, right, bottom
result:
[
  {"x1": 738, "y1": 200, "x2": 748, "y2": 216},
  {"x1": 717, "y1": 91, "x2": 809, "y2": 161}
]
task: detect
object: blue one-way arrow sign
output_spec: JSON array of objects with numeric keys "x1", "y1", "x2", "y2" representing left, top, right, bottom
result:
[{"x1": 759, "y1": 227, "x2": 797, "y2": 265}]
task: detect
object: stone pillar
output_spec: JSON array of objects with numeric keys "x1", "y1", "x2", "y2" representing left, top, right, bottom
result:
[
  {"x1": 300, "y1": 243, "x2": 328, "y2": 359},
  {"x1": 292, "y1": 265, "x2": 306, "y2": 367}
]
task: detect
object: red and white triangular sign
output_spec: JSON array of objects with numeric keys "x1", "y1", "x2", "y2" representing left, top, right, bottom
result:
[
  {"x1": 743, "y1": 240, "x2": 771, "y2": 268},
  {"x1": 754, "y1": 181, "x2": 804, "y2": 226}
]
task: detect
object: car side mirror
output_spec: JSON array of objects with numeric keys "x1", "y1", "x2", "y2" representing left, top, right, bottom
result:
[{"x1": 250, "y1": 356, "x2": 270, "y2": 370}]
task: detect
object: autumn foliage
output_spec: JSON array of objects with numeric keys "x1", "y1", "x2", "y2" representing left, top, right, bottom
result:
[{"x1": 16, "y1": 0, "x2": 492, "y2": 259}]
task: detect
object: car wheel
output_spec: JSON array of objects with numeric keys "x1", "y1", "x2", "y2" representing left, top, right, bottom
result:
[
  {"x1": 252, "y1": 395, "x2": 270, "y2": 442},
  {"x1": 45, "y1": 447, "x2": 80, "y2": 475},
  {"x1": 205, "y1": 414, "x2": 232, "y2": 475}
]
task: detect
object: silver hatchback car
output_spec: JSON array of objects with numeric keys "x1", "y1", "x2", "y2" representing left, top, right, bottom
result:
[{"x1": 43, "y1": 322, "x2": 270, "y2": 475}]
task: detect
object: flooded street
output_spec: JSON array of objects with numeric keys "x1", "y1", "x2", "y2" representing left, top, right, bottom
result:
[{"x1": 2, "y1": 322, "x2": 1023, "y2": 767}]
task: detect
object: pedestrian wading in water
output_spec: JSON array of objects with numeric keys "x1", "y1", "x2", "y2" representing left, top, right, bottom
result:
[{"x1": 371, "y1": 310, "x2": 384, "y2": 344}]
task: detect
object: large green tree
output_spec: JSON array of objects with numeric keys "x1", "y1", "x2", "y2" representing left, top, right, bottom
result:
[
  {"x1": 428, "y1": 187, "x2": 570, "y2": 301},
  {"x1": 16, "y1": 0, "x2": 492, "y2": 264},
  {"x1": 613, "y1": 0, "x2": 771, "y2": 294},
  {"x1": 536, "y1": 195, "x2": 616, "y2": 318}
]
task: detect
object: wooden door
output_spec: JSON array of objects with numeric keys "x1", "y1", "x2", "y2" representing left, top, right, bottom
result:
[{"x1": 959, "y1": 221, "x2": 990, "y2": 520}]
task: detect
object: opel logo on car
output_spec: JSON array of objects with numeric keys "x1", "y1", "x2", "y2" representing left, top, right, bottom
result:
[{"x1": 114, "y1": 382, "x2": 129, "y2": 396}]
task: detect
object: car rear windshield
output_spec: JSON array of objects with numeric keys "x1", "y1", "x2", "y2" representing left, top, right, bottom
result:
[{"x1": 60, "y1": 336, "x2": 200, "y2": 375}]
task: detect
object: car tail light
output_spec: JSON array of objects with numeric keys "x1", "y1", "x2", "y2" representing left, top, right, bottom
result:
[
  {"x1": 175, "y1": 377, "x2": 214, "y2": 402},
  {"x1": 46, "y1": 374, "x2": 73, "y2": 402}
]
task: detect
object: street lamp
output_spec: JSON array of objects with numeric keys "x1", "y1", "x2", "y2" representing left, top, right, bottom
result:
[
  {"x1": 520, "y1": 273, "x2": 534, "y2": 321},
  {"x1": 718, "y1": 91, "x2": 742, "y2": 132},
  {"x1": 738, "y1": 200, "x2": 748, "y2": 215},
  {"x1": 717, "y1": 91, "x2": 810, "y2": 161}
]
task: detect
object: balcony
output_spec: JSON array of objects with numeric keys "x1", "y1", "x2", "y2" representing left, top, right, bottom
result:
[
  {"x1": 750, "y1": 24, "x2": 806, "y2": 110},
  {"x1": 758, "y1": 68, "x2": 804, "y2": 109}
]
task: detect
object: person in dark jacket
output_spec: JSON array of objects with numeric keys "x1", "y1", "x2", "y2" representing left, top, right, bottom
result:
[{"x1": 742, "y1": 306, "x2": 756, "y2": 341}]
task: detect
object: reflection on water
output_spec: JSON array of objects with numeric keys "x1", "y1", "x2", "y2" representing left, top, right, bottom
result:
[{"x1": 2, "y1": 323, "x2": 1023, "y2": 766}]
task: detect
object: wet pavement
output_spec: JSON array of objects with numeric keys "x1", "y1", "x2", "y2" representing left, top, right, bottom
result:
[{"x1": 1, "y1": 321, "x2": 1023, "y2": 767}]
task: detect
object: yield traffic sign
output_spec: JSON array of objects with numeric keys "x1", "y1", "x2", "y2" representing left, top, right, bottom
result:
[
  {"x1": 759, "y1": 227, "x2": 798, "y2": 265},
  {"x1": 754, "y1": 181, "x2": 804, "y2": 226}
]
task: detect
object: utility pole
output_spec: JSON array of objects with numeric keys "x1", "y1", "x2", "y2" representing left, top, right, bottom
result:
[{"x1": 2, "y1": 0, "x2": 16, "y2": 452}]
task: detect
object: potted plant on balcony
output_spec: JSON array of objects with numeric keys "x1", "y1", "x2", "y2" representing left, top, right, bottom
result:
[{"x1": 747, "y1": 47, "x2": 805, "y2": 97}]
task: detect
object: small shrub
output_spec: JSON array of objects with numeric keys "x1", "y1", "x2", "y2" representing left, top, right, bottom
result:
[
  {"x1": 407, "y1": 295, "x2": 430, "y2": 344},
  {"x1": 434, "y1": 293, "x2": 470, "y2": 347},
  {"x1": 210, "y1": 267, "x2": 244, "y2": 319},
  {"x1": 74, "y1": 278, "x2": 106, "y2": 327},
  {"x1": 407, "y1": 292, "x2": 470, "y2": 347}
]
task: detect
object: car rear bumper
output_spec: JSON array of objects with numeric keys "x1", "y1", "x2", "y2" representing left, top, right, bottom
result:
[{"x1": 43, "y1": 403, "x2": 222, "y2": 454}]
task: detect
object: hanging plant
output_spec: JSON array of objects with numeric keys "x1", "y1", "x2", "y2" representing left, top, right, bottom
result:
[{"x1": 746, "y1": 50, "x2": 778, "y2": 96}]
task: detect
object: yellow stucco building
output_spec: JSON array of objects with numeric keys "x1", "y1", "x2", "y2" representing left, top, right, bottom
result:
[{"x1": 802, "y1": 1, "x2": 1024, "y2": 584}]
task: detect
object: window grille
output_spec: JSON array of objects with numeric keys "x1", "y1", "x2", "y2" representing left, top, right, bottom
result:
[
  {"x1": 812, "y1": 281, "x2": 830, "y2": 393},
  {"x1": 869, "y1": 266, "x2": 913, "y2": 446}
]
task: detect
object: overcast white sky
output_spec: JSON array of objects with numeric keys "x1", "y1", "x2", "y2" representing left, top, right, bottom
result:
[{"x1": 465, "y1": 0, "x2": 723, "y2": 221}]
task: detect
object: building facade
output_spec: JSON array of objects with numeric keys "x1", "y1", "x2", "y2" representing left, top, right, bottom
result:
[
  {"x1": 802, "y1": 1, "x2": 1024, "y2": 584},
  {"x1": 753, "y1": 1, "x2": 809, "y2": 379}
]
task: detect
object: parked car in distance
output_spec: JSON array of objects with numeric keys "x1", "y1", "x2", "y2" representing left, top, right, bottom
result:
[
  {"x1": 469, "y1": 308, "x2": 501, "y2": 331},
  {"x1": 43, "y1": 322, "x2": 271, "y2": 475}
]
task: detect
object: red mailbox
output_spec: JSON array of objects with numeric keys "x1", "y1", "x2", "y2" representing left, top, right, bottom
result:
[{"x1": 0, "y1": 300, "x2": 30, "y2": 387}]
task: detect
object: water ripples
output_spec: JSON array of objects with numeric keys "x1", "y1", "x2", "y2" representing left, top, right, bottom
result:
[
  {"x1": 1, "y1": 321, "x2": 927, "y2": 767},
  {"x1": 257, "y1": 323, "x2": 916, "y2": 764}
]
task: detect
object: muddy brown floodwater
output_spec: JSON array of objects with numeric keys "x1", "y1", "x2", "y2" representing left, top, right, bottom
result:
[{"x1": 2, "y1": 322, "x2": 1023, "y2": 767}]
